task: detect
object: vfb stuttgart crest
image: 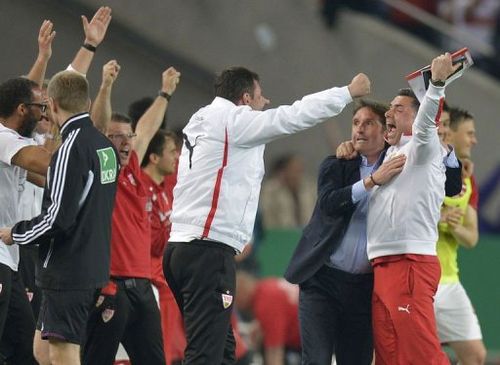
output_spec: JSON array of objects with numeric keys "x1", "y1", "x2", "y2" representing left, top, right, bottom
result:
[
  {"x1": 102, "y1": 308, "x2": 115, "y2": 323},
  {"x1": 221, "y1": 292, "x2": 233, "y2": 309}
]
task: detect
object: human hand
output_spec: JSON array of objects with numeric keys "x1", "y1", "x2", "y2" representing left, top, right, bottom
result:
[
  {"x1": 82, "y1": 6, "x2": 112, "y2": 47},
  {"x1": 430, "y1": 53, "x2": 461, "y2": 83},
  {"x1": 161, "y1": 67, "x2": 181, "y2": 96},
  {"x1": 348, "y1": 73, "x2": 370, "y2": 98},
  {"x1": 372, "y1": 154, "x2": 406, "y2": 185},
  {"x1": 444, "y1": 206, "x2": 464, "y2": 230},
  {"x1": 336, "y1": 140, "x2": 357, "y2": 160},
  {"x1": 101, "y1": 60, "x2": 121, "y2": 88},
  {"x1": 38, "y1": 20, "x2": 56, "y2": 61},
  {"x1": 461, "y1": 158, "x2": 474, "y2": 178},
  {"x1": 0, "y1": 228, "x2": 13, "y2": 246}
]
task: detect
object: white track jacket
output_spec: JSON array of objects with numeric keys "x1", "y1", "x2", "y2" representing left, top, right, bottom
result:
[
  {"x1": 367, "y1": 84, "x2": 447, "y2": 260},
  {"x1": 169, "y1": 86, "x2": 353, "y2": 252}
]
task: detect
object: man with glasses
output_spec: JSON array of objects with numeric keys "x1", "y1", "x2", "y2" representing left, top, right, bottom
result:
[
  {"x1": 82, "y1": 61, "x2": 180, "y2": 365},
  {"x1": 0, "y1": 77, "x2": 52, "y2": 364}
]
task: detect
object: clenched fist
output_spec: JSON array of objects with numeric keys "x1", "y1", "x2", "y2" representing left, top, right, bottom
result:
[{"x1": 348, "y1": 73, "x2": 371, "y2": 98}]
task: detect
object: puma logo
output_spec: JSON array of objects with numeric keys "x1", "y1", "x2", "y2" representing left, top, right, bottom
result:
[
  {"x1": 397, "y1": 304, "x2": 411, "y2": 314},
  {"x1": 183, "y1": 133, "x2": 201, "y2": 169}
]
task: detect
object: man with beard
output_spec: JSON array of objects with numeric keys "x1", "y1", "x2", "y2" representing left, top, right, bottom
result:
[
  {"x1": 1, "y1": 70, "x2": 119, "y2": 365},
  {"x1": 0, "y1": 77, "x2": 52, "y2": 364}
]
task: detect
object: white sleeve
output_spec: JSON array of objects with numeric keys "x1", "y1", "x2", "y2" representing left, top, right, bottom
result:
[
  {"x1": 411, "y1": 84, "x2": 445, "y2": 164},
  {"x1": 227, "y1": 86, "x2": 353, "y2": 147},
  {"x1": 0, "y1": 131, "x2": 32, "y2": 166}
]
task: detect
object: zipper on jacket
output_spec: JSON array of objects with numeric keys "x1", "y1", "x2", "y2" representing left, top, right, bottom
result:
[{"x1": 43, "y1": 239, "x2": 54, "y2": 268}]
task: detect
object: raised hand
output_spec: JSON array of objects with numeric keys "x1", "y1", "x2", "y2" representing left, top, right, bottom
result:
[
  {"x1": 38, "y1": 20, "x2": 56, "y2": 61},
  {"x1": 101, "y1": 60, "x2": 121, "y2": 88},
  {"x1": 82, "y1": 6, "x2": 112, "y2": 47},
  {"x1": 348, "y1": 73, "x2": 371, "y2": 98},
  {"x1": 431, "y1": 53, "x2": 462, "y2": 83},
  {"x1": 161, "y1": 67, "x2": 181, "y2": 96}
]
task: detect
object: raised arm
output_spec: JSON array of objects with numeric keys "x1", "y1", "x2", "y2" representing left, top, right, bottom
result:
[
  {"x1": 69, "y1": 6, "x2": 112, "y2": 75},
  {"x1": 91, "y1": 60, "x2": 121, "y2": 132},
  {"x1": 413, "y1": 54, "x2": 461, "y2": 148},
  {"x1": 134, "y1": 67, "x2": 180, "y2": 163},
  {"x1": 228, "y1": 73, "x2": 370, "y2": 148},
  {"x1": 27, "y1": 20, "x2": 56, "y2": 86}
]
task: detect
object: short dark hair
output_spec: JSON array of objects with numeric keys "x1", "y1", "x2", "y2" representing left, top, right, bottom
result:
[
  {"x1": 0, "y1": 78, "x2": 38, "y2": 118},
  {"x1": 128, "y1": 97, "x2": 154, "y2": 132},
  {"x1": 214, "y1": 67, "x2": 259, "y2": 104},
  {"x1": 111, "y1": 112, "x2": 132, "y2": 124},
  {"x1": 397, "y1": 88, "x2": 420, "y2": 112},
  {"x1": 141, "y1": 129, "x2": 178, "y2": 167},
  {"x1": 353, "y1": 99, "x2": 389, "y2": 129},
  {"x1": 449, "y1": 107, "x2": 474, "y2": 131}
]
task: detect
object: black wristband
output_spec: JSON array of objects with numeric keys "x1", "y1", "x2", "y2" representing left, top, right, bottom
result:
[
  {"x1": 370, "y1": 174, "x2": 380, "y2": 186},
  {"x1": 158, "y1": 90, "x2": 172, "y2": 102},
  {"x1": 430, "y1": 79, "x2": 445, "y2": 87},
  {"x1": 82, "y1": 43, "x2": 97, "y2": 53}
]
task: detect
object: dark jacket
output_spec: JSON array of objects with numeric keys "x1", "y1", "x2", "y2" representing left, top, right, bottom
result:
[
  {"x1": 285, "y1": 151, "x2": 462, "y2": 285},
  {"x1": 285, "y1": 155, "x2": 364, "y2": 284},
  {"x1": 12, "y1": 113, "x2": 119, "y2": 290}
]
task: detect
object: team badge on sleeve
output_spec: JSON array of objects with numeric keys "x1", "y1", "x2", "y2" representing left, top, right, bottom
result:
[
  {"x1": 222, "y1": 292, "x2": 233, "y2": 309},
  {"x1": 97, "y1": 147, "x2": 118, "y2": 184}
]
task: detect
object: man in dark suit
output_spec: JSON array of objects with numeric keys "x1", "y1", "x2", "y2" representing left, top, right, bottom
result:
[{"x1": 285, "y1": 99, "x2": 404, "y2": 364}]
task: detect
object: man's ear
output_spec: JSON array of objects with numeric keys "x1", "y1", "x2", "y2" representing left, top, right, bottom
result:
[
  {"x1": 238, "y1": 92, "x2": 251, "y2": 106},
  {"x1": 16, "y1": 103, "x2": 27, "y2": 116},
  {"x1": 86, "y1": 98, "x2": 91, "y2": 112},
  {"x1": 150, "y1": 153, "x2": 160, "y2": 165}
]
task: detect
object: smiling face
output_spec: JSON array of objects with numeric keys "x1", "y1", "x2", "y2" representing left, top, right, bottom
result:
[
  {"x1": 449, "y1": 118, "x2": 477, "y2": 159},
  {"x1": 351, "y1": 106, "x2": 386, "y2": 161},
  {"x1": 384, "y1": 95, "x2": 416, "y2": 146}
]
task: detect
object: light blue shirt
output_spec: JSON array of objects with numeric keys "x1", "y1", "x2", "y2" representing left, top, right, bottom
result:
[
  {"x1": 327, "y1": 147, "x2": 458, "y2": 274},
  {"x1": 328, "y1": 155, "x2": 376, "y2": 274}
]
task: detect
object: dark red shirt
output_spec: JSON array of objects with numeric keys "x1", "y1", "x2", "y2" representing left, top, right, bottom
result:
[
  {"x1": 110, "y1": 151, "x2": 151, "y2": 278},
  {"x1": 141, "y1": 173, "x2": 172, "y2": 281}
]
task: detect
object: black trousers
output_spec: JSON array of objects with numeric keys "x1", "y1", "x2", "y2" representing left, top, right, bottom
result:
[
  {"x1": 298, "y1": 265, "x2": 374, "y2": 365},
  {"x1": 82, "y1": 277, "x2": 165, "y2": 365},
  {"x1": 0, "y1": 263, "x2": 36, "y2": 364},
  {"x1": 163, "y1": 240, "x2": 236, "y2": 365},
  {"x1": 18, "y1": 245, "x2": 41, "y2": 319}
]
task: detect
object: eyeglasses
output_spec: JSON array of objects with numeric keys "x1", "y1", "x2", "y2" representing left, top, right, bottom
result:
[
  {"x1": 107, "y1": 133, "x2": 137, "y2": 140},
  {"x1": 25, "y1": 103, "x2": 48, "y2": 113}
]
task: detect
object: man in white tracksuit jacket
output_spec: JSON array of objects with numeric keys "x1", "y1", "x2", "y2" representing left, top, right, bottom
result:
[
  {"x1": 163, "y1": 66, "x2": 370, "y2": 364},
  {"x1": 367, "y1": 53, "x2": 461, "y2": 365}
]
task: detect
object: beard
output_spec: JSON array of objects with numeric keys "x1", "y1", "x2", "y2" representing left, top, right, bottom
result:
[{"x1": 18, "y1": 113, "x2": 38, "y2": 138}]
